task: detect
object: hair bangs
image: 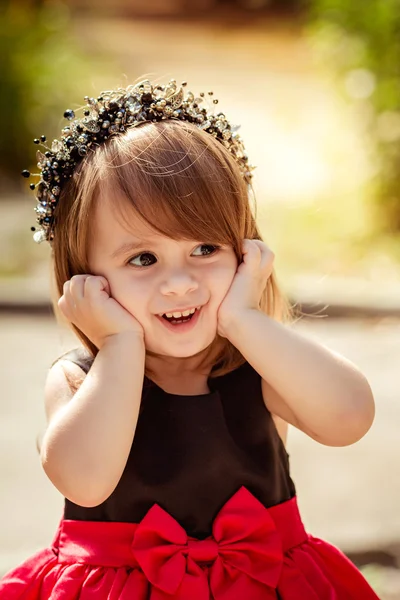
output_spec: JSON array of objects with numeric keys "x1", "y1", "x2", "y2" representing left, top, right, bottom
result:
[{"x1": 95, "y1": 120, "x2": 250, "y2": 254}]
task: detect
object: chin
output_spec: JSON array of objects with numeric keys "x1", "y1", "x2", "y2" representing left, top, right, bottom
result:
[
  {"x1": 152, "y1": 344, "x2": 209, "y2": 359},
  {"x1": 147, "y1": 335, "x2": 216, "y2": 359}
]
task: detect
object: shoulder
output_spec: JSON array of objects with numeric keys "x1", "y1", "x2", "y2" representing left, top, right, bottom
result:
[
  {"x1": 246, "y1": 362, "x2": 290, "y2": 448},
  {"x1": 44, "y1": 348, "x2": 91, "y2": 424},
  {"x1": 239, "y1": 365, "x2": 288, "y2": 448},
  {"x1": 259, "y1": 377, "x2": 290, "y2": 447},
  {"x1": 51, "y1": 347, "x2": 94, "y2": 374},
  {"x1": 224, "y1": 361, "x2": 290, "y2": 447},
  {"x1": 226, "y1": 360, "x2": 261, "y2": 387}
]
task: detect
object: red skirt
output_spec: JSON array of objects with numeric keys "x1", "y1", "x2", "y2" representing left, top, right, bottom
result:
[{"x1": 0, "y1": 487, "x2": 379, "y2": 599}]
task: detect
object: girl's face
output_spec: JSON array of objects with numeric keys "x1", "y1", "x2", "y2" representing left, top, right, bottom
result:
[{"x1": 88, "y1": 193, "x2": 238, "y2": 359}]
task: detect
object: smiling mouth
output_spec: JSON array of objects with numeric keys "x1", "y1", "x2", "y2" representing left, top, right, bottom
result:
[{"x1": 158, "y1": 306, "x2": 202, "y2": 324}]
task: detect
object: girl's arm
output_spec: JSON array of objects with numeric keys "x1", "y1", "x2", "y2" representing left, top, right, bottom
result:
[
  {"x1": 40, "y1": 331, "x2": 145, "y2": 507},
  {"x1": 218, "y1": 240, "x2": 375, "y2": 448},
  {"x1": 225, "y1": 310, "x2": 375, "y2": 447},
  {"x1": 41, "y1": 273, "x2": 146, "y2": 506}
]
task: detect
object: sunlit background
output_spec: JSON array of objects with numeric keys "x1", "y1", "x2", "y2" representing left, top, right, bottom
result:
[{"x1": 1, "y1": 1, "x2": 400, "y2": 597}]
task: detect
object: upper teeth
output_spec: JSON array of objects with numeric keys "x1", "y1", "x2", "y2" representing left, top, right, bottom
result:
[{"x1": 161, "y1": 306, "x2": 200, "y2": 318}]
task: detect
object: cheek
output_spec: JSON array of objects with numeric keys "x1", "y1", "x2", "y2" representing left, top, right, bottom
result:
[
  {"x1": 210, "y1": 260, "x2": 237, "y2": 301},
  {"x1": 108, "y1": 274, "x2": 149, "y2": 314}
]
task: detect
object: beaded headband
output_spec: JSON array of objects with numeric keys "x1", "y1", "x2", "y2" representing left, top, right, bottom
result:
[{"x1": 22, "y1": 78, "x2": 254, "y2": 243}]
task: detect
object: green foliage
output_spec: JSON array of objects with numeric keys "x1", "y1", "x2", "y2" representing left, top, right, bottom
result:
[
  {"x1": 307, "y1": 0, "x2": 400, "y2": 230},
  {"x1": 0, "y1": 1, "x2": 115, "y2": 189}
]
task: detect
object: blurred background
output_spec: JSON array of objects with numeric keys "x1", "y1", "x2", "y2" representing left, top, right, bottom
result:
[{"x1": 1, "y1": 0, "x2": 400, "y2": 597}]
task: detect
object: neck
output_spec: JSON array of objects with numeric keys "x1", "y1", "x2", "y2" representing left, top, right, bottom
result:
[
  {"x1": 145, "y1": 347, "x2": 211, "y2": 379},
  {"x1": 145, "y1": 336, "x2": 225, "y2": 382}
]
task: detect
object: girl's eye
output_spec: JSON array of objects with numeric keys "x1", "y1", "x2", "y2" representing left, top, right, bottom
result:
[
  {"x1": 129, "y1": 252, "x2": 157, "y2": 268},
  {"x1": 192, "y1": 244, "x2": 220, "y2": 257}
]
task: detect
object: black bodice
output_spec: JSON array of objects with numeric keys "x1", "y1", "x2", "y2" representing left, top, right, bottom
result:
[{"x1": 60, "y1": 349, "x2": 296, "y2": 538}]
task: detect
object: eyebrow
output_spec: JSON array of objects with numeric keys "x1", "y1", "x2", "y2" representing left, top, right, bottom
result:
[{"x1": 111, "y1": 240, "x2": 152, "y2": 259}]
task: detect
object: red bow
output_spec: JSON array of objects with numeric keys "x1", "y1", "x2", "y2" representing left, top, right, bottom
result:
[{"x1": 131, "y1": 486, "x2": 283, "y2": 599}]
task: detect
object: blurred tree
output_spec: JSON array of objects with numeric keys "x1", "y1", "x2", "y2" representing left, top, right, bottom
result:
[
  {"x1": 62, "y1": 0, "x2": 305, "y2": 17},
  {"x1": 222, "y1": 0, "x2": 304, "y2": 9},
  {"x1": 0, "y1": 0, "x2": 115, "y2": 194},
  {"x1": 307, "y1": 0, "x2": 400, "y2": 231}
]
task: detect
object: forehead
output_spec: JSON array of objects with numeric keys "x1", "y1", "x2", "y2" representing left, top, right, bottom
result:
[{"x1": 90, "y1": 189, "x2": 161, "y2": 256}]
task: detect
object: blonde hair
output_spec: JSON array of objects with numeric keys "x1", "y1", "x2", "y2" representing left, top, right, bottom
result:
[{"x1": 50, "y1": 119, "x2": 292, "y2": 380}]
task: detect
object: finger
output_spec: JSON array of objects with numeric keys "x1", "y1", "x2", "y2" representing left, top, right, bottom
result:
[
  {"x1": 69, "y1": 275, "x2": 89, "y2": 301},
  {"x1": 241, "y1": 239, "x2": 262, "y2": 266},
  {"x1": 84, "y1": 275, "x2": 110, "y2": 299},
  {"x1": 63, "y1": 280, "x2": 70, "y2": 296},
  {"x1": 57, "y1": 294, "x2": 73, "y2": 320},
  {"x1": 252, "y1": 240, "x2": 274, "y2": 270},
  {"x1": 62, "y1": 280, "x2": 75, "y2": 307}
]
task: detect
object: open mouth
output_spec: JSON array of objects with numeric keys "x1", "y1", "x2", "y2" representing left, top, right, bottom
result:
[{"x1": 161, "y1": 306, "x2": 201, "y2": 325}]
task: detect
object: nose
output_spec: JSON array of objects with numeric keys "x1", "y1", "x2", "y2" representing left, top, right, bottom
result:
[{"x1": 159, "y1": 269, "x2": 199, "y2": 297}]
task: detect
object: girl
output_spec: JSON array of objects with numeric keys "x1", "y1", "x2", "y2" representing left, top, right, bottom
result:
[{"x1": 1, "y1": 78, "x2": 379, "y2": 599}]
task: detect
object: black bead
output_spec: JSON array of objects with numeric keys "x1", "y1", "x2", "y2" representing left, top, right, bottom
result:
[
  {"x1": 45, "y1": 152, "x2": 51, "y2": 157},
  {"x1": 21, "y1": 170, "x2": 30, "y2": 178},
  {"x1": 40, "y1": 135, "x2": 46, "y2": 142},
  {"x1": 141, "y1": 93, "x2": 153, "y2": 103},
  {"x1": 84, "y1": 110, "x2": 90, "y2": 116},
  {"x1": 33, "y1": 138, "x2": 40, "y2": 144},
  {"x1": 69, "y1": 147, "x2": 79, "y2": 160},
  {"x1": 29, "y1": 183, "x2": 36, "y2": 190},
  {"x1": 31, "y1": 227, "x2": 36, "y2": 231},
  {"x1": 64, "y1": 109, "x2": 75, "y2": 120}
]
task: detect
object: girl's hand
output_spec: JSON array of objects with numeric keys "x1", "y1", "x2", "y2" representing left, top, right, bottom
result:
[
  {"x1": 217, "y1": 239, "x2": 274, "y2": 338},
  {"x1": 58, "y1": 275, "x2": 144, "y2": 349}
]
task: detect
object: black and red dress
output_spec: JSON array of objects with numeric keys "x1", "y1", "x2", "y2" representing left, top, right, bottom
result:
[{"x1": 0, "y1": 350, "x2": 379, "y2": 599}]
